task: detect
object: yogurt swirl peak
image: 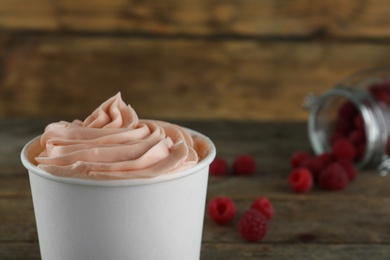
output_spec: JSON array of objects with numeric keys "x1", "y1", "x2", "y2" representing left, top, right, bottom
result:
[{"x1": 35, "y1": 93, "x2": 209, "y2": 180}]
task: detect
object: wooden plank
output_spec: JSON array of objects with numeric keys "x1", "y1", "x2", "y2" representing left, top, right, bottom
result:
[
  {"x1": 0, "y1": 0, "x2": 390, "y2": 38},
  {"x1": 1, "y1": 242, "x2": 390, "y2": 260},
  {"x1": 0, "y1": 118, "x2": 49, "y2": 169},
  {"x1": 0, "y1": 243, "x2": 40, "y2": 260},
  {"x1": 0, "y1": 198, "x2": 37, "y2": 243},
  {"x1": 204, "y1": 177, "x2": 390, "y2": 244},
  {"x1": 200, "y1": 243, "x2": 390, "y2": 260},
  {"x1": 1, "y1": 35, "x2": 390, "y2": 120},
  {"x1": 0, "y1": 176, "x2": 31, "y2": 196},
  {"x1": 2, "y1": 185, "x2": 390, "y2": 243}
]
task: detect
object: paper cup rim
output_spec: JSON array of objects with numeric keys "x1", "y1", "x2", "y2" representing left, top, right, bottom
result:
[{"x1": 20, "y1": 128, "x2": 216, "y2": 187}]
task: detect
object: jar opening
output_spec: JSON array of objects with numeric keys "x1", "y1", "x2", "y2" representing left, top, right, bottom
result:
[{"x1": 308, "y1": 87, "x2": 384, "y2": 169}]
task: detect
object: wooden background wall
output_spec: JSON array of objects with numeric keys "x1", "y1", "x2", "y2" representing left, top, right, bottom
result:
[{"x1": 1, "y1": 0, "x2": 390, "y2": 121}]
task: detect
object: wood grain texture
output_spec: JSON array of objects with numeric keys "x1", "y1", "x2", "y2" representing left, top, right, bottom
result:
[
  {"x1": 2, "y1": 243, "x2": 390, "y2": 260},
  {"x1": 0, "y1": 0, "x2": 390, "y2": 38},
  {"x1": 2, "y1": 119, "x2": 390, "y2": 259},
  {"x1": 0, "y1": 243, "x2": 40, "y2": 260},
  {"x1": 201, "y1": 244, "x2": 390, "y2": 260},
  {"x1": 1, "y1": 1, "x2": 390, "y2": 257},
  {"x1": 1, "y1": 35, "x2": 389, "y2": 120}
]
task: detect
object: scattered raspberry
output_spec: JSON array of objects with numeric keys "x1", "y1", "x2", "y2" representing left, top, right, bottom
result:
[
  {"x1": 288, "y1": 168, "x2": 313, "y2": 193},
  {"x1": 209, "y1": 157, "x2": 229, "y2": 176},
  {"x1": 317, "y1": 153, "x2": 334, "y2": 168},
  {"x1": 285, "y1": 93, "x2": 367, "y2": 194},
  {"x1": 250, "y1": 197, "x2": 274, "y2": 220},
  {"x1": 237, "y1": 209, "x2": 268, "y2": 242},
  {"x1": 337, "y1": 159, "x2": 357, "y2": 181},
  {"x1": 207, "y1": 196, "x2": 237, "y2": 225},
  {"x1": 233, "y1": 154, "x2": 256, "y2": 176},
  {"x1": 300, "y1": 156, "x2": 323, "y2": 179},
  {"x1": 318, "y1": 163, "x2": 349, "y2": 191},
  {"x1": 290, "y1": 151, "x2": 312, "y2": 168},
  {"x1": 331, "y1": 138, "x2": 357, "y2": 161}
]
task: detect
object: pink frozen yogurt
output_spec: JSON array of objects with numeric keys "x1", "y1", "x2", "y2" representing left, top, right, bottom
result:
[{"x1": 35, "y1": 93, "x2": 210, "y2": 180}]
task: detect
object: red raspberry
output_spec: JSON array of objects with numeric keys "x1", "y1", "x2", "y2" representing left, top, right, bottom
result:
[
  {"x1": 288, "y1": 168, "x2": 313, "y2": 193},
  {"x1": 354, "y1": 114, "x2": 364, "y2": 129},
  {"x1": 331, "y1": 138, "x2": 356, "y2": 161},
  {"x1": 318, "y1": 163, "x2": 349, "y2": 191},
  {"x1": 209, "y1": 157, "x2": 229, "y2": 176},
  {"x1": 250, "y1": 197, "x2": 274, "y2": 220},
  {"x1": 237, "y1": 209, "x2": 268, "y2": 242},
  {"x1": 317, "y1": 153, "x2": 335, "y2": 167},
  {"x1": 338, "y1": 101, "x2": 358, "y2": 119},
  {"x1": 369, "y1": 83, "x2": 390, "y2": 105},
  {"x1": 290, "y1": 151, "x2": 312, "y2": 168},
  {"x1": 348, "y1": 130, "x2": 366, "y2": 145},
  {"x1": 334, "y1": 117, "x2": 353, "y2": 137},
  {"x1": 233, "y1": 155, "x2": 256, "y2": 176},
  {"x1": 337, "y1": 159, "x2": 357, "y2": 181},
  {"x1": 300, "y1": 156, "x2": 322, "y2": 179},
  {"x1": 330, "y1": 133, "x2": 343, "y2": 145},
  {"x1": 207, "y1": 196, "x2": 237, "y2": 225}
]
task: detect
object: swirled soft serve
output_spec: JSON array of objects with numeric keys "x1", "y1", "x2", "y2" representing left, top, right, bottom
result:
[{"x1": 35, "y1": 93, "x2": 210, "y2": 180}]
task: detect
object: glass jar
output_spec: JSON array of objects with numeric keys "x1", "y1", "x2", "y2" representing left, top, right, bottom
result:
[{"x1": 305, "y1": 68, "x2": 390, "y2": 176}]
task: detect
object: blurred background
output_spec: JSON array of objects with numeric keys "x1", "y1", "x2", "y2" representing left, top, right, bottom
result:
[{"x1": 0, "y1": 0, "x2": 390, "y2": 121}]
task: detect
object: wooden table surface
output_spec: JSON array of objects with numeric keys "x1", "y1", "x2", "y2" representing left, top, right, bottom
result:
[{"x1": 2, "y1": 118, "x2": 390, "y2": 260}]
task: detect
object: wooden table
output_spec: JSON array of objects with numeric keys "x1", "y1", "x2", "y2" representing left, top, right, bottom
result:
[{"x1": 2, "y1": 118, "x2": 390, "y2": 259}]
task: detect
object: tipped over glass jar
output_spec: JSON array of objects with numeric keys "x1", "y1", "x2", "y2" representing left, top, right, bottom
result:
[{"x1": 305, "y1": 68, "x2": 390, "y2": 176}]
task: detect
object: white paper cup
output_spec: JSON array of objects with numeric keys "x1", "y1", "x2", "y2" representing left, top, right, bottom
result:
[{"x1": 21, "y1": 130, "x2": 216, "y2": 260}]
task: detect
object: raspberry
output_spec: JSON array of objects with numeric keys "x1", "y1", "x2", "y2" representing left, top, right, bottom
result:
[
  {"x1": 209, "y1": 157, "x2": 229, "y2": 176},
  {"x1": 233, "y1": 154, "x2": 256, "y2": 176},
  {"x1": 237, "y1": 209, "x2": 268, "y2": 242},
  {"x1": 330, "y1": 133, "x2": 343, "y2": 145},
  {"x1": 334, "y1": 117, "x2": 353, "y2": 137},
  {"x1": 331, "y1": 138, "x2": 356, "y2": 161},
  {"x1": 207, "y1": 196, "x2": 237, "y2": 225},
  {"x1": 348, "y1": 130, "x2": 366, "y2": 145},
  {"x1": 250, "y1": 197, "x2": 274, "y2": 220},
  {"x1": 354, "y1": 114, "x2": 364, "y2": 129},
  {"x1": 337, "y1": 159, "x2": 357, "y2": 181},
  {"x1": 318, "y1": 163, "x2": 349, "y2": 191},
  {"x1": 288, "y1": 168, "x2": 313, "y2": 193},
  {"x1": 300, "y1": 156, "x2": 322, "y2": 179},
  {"x1": 369, "y1": 83, "x2": 390, "y2": 105},
  {"x1": 290, "y1": 151, "x2": 312, "y2": 168},
  {"x1": 338, "y1": 101, "x2": 358, "y2": 119},
  {"x1": 317, "y1": 153, "x2": 334, "y2": 167}
]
